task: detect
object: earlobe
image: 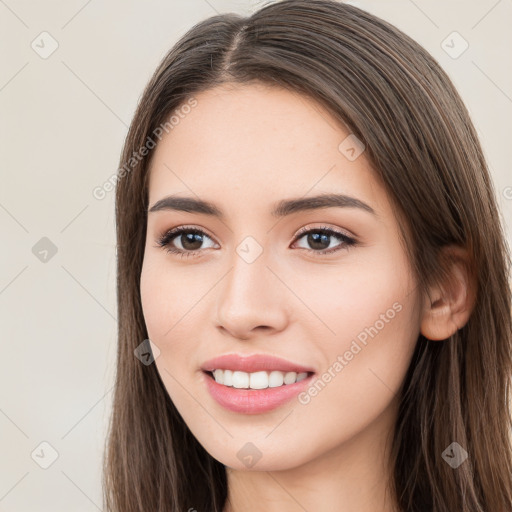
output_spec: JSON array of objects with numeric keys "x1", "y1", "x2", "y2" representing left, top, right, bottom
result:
[{"x1": 420, "y1": 245, "x2": 476, "y2": 341}]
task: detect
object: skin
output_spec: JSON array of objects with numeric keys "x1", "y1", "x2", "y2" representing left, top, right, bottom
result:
[{"x1": 140, "y1": 82, "x2": 474, "y2": 512}]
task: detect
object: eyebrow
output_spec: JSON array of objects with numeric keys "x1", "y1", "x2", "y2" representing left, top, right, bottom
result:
[{"x1": 147, "y1": 193, "x2": 377, "y2": 218}]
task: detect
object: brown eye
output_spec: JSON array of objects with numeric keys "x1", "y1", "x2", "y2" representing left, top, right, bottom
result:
[
  {"x1": 157, "y1": 227, "x2": 217, "y2": 257},
  {"x1": 174, "y1": 231, "x2": 205, "y2": 251},
  {"x1": 292, "y1": 226, "x2": 356, "y2": 255}
]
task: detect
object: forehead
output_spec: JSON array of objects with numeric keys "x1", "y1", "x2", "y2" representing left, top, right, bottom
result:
[{"x1": 147, "y1": 83, "x2": 389, "y2": 217}]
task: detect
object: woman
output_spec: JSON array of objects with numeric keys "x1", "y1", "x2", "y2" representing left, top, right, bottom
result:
[{"x1": 103, "y1": 1, "x2": 512, "y2": 510}]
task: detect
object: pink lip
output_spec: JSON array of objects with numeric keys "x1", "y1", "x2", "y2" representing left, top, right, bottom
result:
[
  {"x1": 200, "y1": 353, "x2": 316, "y2": 414},
  {"x1": 200, "y1": 353, "x2": 315, "y2": 374},
  {"x1": 202, "y1": 371, "x2": 316, "y2": 414}
]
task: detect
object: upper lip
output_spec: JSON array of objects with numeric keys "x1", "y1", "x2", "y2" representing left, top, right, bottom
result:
[{"x1": 201, "y1": 353, "x2": 315, "y2": 374}]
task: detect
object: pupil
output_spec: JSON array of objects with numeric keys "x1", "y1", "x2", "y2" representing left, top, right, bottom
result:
[
  {"x1": 182, "y1": 232, "x2": 203, "y2": 250},
  {"x1": 308, "y1": 232, "x2": 329, "y2": 250}
]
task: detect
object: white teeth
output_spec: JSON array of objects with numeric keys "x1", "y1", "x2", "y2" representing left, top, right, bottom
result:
[
  {"x1": 223, "y1": 369, "x2": 233, "y2": 386},
  {"x1": 211, "y1": 369, "x2": 309, "y2": 389},
  {"x1": 232, "y1": 370, "x2": 249, "y2": 389},
  {"x1": 268, "y1": 370, "x2": 284, "y2": 388},
  {"x1": 249, "y1": 371, "x2": 268, "y2": 389},
  {"x1": 284, "y1": 371, "x2": 297, "y2": 385}
]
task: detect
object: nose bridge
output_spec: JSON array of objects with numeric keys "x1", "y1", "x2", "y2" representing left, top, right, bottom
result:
[
  {"x1": 221, "y1": 236, "x2": 273, "y2": 311},
  {"x1": 215, "y1": 235, "x2": 288, "y2": 336}
]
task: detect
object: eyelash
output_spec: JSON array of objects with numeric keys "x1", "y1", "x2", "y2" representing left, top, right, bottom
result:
[{"x1": 156, "y1": 224, "x2": 357, "y2": 259}]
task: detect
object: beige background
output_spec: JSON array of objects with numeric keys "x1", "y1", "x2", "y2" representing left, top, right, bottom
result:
[{"x1": 0, "y1": 0, "x2": 510, "y2": 510}]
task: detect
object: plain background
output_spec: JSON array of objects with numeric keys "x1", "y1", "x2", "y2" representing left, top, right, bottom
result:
[{"x1": 1, "y1": 0, "x2": 511, "y2": 510}]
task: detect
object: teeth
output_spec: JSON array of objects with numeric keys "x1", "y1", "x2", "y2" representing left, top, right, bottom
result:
[
  {"x1": 223, "y1": 369, "x2": 233, "y2": 387},
  {"x1": 211, "y1": 369, "x2": 309, "y2": 389}
]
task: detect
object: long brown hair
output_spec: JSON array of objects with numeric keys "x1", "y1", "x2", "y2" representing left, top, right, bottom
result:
[{"x1": 103, "y1": 1, "x2": 512, "y2": 510}]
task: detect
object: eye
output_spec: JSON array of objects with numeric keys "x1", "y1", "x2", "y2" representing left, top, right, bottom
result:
[
  {"x1": 156, "y1": 224, "x2": 357, "y2": 258},
  {"x1": 291, "y1": 225, "x2": 357, "y2": 255},
  {"x1": 156, "y1": 226, "x2": 218, "y2": 258}
]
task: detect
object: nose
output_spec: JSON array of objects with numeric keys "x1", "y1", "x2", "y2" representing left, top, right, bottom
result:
[{"x1": 215, "y1": 246, "x2": 289, "y2": 340}]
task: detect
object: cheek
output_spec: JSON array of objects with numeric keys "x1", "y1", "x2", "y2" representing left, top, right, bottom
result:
[
  {"x1": 139, "y1": 255, "x2": 189, "y2": 371},
  {"x1": 140, "y1": 257, "x2": 168, "y2": 339},
  {"x1": 139, "y1": 253, "x2": 209, "y2": 384},
  {"x1": 140, "y1": 252, "x2": 196, "y2": 340},
  {"x1": 292, "y1": 249, "x2": 420, "y2": 435},
  {"x1": 289, "y1": 243, "x2": 416, "y2": 350},
  {"x1": 140, "y1": 259, "x2": 216, "y2": 446}
]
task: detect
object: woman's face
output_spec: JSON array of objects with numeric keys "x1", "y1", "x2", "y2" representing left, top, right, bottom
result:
[{"x1": 140, "y1": 82, "x2": 423, "y2": 471}]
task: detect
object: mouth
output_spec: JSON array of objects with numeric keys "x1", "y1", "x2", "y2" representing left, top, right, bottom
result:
[
  {"x1": 200, "y1": 353, "x2": 316, "y2": 410},
  {"x1": 202, "y1": 367, "x2": 317, "y2": 414}
]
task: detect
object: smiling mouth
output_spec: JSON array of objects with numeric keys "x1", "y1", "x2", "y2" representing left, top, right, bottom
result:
[{"x1": 203, "y1": 369, "x2": 315, "y2": 390}]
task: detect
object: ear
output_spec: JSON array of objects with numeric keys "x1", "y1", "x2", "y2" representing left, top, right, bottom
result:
[{"x1": 420, "y1": 245, "x2": 476, "y2": 341}]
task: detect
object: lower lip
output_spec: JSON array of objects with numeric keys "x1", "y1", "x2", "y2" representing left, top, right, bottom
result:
[{"x1": 202, "y1": 371, "x2": 315, "y2": 414}]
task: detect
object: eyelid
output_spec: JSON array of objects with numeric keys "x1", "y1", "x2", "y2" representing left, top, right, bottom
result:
[
  {"x1": 292, "y1": 223, "x2": 355, "y2": 241},
  {"x1": 157, "y1": 224, "x2": 218, "y2": 246}
]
